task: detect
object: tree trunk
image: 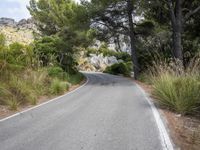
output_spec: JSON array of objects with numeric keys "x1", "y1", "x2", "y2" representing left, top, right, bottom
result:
[
  {"x1": 172, "y1": 25, "x2": 183, "y2": 60},
  {"x1": 168, "y1": 0, "x2": 183, "y2": 61},
  {"x1": 127, "y1": 0, "x2": 139, "y2": 79},
  {"x1": 114, "y1": 35, "x2": 122, "y2": 52},
  {"x1": 116, "y1": 35, "x2": 122, "y2": 52}
]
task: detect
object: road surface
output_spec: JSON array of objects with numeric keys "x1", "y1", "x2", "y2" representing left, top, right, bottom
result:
[{"x1": 0, "y1": 73, "x2": 172, "y2": 150}]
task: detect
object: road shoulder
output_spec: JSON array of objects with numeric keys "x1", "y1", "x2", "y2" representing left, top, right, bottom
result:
[
  {"x1": 136, "y1": 80, "x2": 200, "y2": 150},
  {"x1": 0, "y1": 77, "x2": 88, "y2": 121}
]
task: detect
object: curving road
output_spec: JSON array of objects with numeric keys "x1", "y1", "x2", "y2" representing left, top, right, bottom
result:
[{"x1": 0, "y1": 73, "x2": 172, "y2": 150}]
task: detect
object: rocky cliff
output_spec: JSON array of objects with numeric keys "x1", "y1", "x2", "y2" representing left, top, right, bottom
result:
[{"x1": 0, "y1": 17, "x2": 37, "y2": 45}]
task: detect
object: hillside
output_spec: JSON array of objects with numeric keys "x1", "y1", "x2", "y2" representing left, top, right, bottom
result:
[{"x1": 0, "y1": 18, "x2": 37, "y2": 45}]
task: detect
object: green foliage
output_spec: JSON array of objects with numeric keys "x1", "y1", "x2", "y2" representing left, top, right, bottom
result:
[
  {"x1": 86, "y1": 43, "x2": 131, "y2": 62},
  {"x1": 136, "y1": 27, "x2": 172, "y2": 71},
  {"x1": 33, "y1": 36, "x2": 62, "y2": 66},
  {"x1": 67, "y1": 72, "x2": 84, "y2": 85},
  {"x1": 0, "y1": 33, "x2": 6, "y2": 46},
  {"x1": 48, "y1": 66, "x2": 64, "y2": 77},
  {"x1": 135, "y1": 21, "x2": 155, "y2": 36},
  {"x1": 148, "y1": 59, "x2": 200, "y2": 115},
  {"x1": 28, "y1": 0, "x2": 90, "y2": 35},
  {"x1": 115, "y1": 52, "x2": 131, "y2": 62},
  {"x1": 29, "y1": 0, "x2": 94, "y2": 73},
  {"x1": 50, "y1": 79, "x2": 69, "y2": 95},
  {"x1": 85, "y1": 47, "x2": 97, "y2": 56},
  {"x1": 0, "y1": 41, "x2": 35, "y2": 68},
  {"x1": 7, "y1": 42, "x2": 26, "y2": 65},
  {"x1": 153, "y1": 74, "x2": 200, "y2": 114},
  {"x1": 125, "y1": 61, "x2": 133, "y2": 71},
  {"x1": 34, "y1": 35, "x2": 79, "y2": 73},
  {"x1": 104, "y1": 62, "x2": 131, "y2": 77}
]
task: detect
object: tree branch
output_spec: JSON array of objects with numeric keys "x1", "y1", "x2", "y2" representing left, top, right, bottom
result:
[
  {"x1": 185, "y1": 5, "x2": 200, "y2": 20},
  {"x1": 167, "y1": 0, "x2": 176, "y2": 25}
]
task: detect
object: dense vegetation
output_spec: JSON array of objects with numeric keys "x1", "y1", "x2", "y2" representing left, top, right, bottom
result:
[
  {"x1": 0, "y1": 33, "x2": 84, "y2": 110},
  {"x1": 104, "y1": 62, "x2": 132, "y2": 77}
]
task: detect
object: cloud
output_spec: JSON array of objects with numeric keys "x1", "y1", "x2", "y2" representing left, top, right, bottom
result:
[{"x1": 0, "y1": 0, "x2": 31, "y2": 21}]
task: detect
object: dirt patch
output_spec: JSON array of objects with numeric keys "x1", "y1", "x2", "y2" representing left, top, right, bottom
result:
[
  {"x1": 136, "y1": 80, "x2": 200, "y2": 150},
  {"x1": 0, "y1": 79, "x2": 86, "y2": 120}
]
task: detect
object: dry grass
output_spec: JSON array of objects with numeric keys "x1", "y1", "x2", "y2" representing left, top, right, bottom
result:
[{"x1": 147, "y1": 58, "x2": 200, "y2": 115}]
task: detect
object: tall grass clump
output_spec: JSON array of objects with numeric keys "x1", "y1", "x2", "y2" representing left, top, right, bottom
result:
[
  {"x1": 5, "y1": 98, "x2": 20, "y2": 111},
  {"x1": 50, "y1": 78, "x2": 69, "y2": 95},
  {"x1": 150, "y1": 58, "x2": 200, "y2": 115}
]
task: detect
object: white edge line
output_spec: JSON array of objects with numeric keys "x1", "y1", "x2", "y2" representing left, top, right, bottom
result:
[
  {"x1": 0, "y1": 74, "x2": 89, "y2": 122},
  {"x1": 135, "y1": 83, "x2": 174, "y2": 150}
]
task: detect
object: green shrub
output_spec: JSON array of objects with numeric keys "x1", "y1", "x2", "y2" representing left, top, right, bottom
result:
[
  {"x1": 104, "y1": 62, "x2": 131, "y2": 76},
  {"x1": 67, "y1": 72, "x2": 84, "y2": 85},
  {"x1": 50, "y1": 79, "x2": 69, "y2": 95},
  {"x1": 48, "y1": 66, "x2": 64, "y2": 78},
  {"x1": 125, "y1": 61, "x2": 133, "y2": 71},
  {"x1": 86, "y1": 48, "x2": 97, "y2": 56},
  {"x1": 115, "y1": 52, "x2": 131, "y2": 62},
  {"x1": 34, "y1": 36, "x2": 77, "y2": 72},
  {"x1": 152, "y1": 73, "x2": 200, "y2": 115}
]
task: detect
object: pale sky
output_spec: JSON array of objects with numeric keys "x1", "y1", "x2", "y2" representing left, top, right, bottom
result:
[{"x1": 0, "y1": 0, "x2": 81, "y2": 21}]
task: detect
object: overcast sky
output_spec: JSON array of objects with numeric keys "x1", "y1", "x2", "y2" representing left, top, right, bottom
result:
[{"x1": 0, "y1": 0, "x2": 81, "y2": 21}]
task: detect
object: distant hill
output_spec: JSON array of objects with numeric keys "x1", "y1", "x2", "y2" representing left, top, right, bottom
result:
[{"x1": 0, "y1": 17, "x2": 38, "y2": 45}]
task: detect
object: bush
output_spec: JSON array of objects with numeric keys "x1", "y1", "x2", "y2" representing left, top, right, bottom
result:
[
  {"x1": 153, "y1": 74, "x2": 200, "y2": 114},
  {"x1": 48, "y1": 66, "x2": 64, "y2": 78},
  {"x1": 34, "y1": 36, "x2": 77, "y2": 72},
  {"x1": 104, "y1": 62, "x2": 131, "y2": 76},
  {"x1": 115, "y1": 52, "x2": 131, "y2": 62},
  {"x1": 67, "y1": 72, "x2": 84, "y2": 85},
  {"x1": 50, "y1": 79, "x2": 69, "y2": 95},
  {"x1": 149, "y1": 59, "x2": 200, "y2": 115}
]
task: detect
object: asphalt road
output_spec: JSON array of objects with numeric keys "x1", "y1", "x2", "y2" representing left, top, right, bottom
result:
[{"x1": 0, "y1": 73, "x2": 170, "y2": 150}]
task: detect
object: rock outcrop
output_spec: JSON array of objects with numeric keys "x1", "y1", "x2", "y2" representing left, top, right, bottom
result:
[
  {"x1": 0, "y1": 17, "x2": 37, "y2": 45},
  {"x1": 78, "y1": 53, "x2": 122, "y2": 72},
  {"x1": 0, "y1": 18, "x2": 16, "y2": 27},
  {"x1": 0, "y1": 18, "x2": 36, "y2": 29}
]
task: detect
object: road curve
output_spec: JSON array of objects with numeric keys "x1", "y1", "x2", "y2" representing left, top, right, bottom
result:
[{"x1": 0, "y1": 73, "x2": 169, "y2": 150}]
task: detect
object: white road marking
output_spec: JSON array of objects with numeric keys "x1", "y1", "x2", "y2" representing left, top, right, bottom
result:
[{"x1": 135, "y1": 83, "x2": 174, "y2": 150}]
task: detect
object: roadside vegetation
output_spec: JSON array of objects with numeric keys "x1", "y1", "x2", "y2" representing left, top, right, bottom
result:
[
  {"x1": 144, "y1": 58, "x2": 200, "y2": 115},
  {"x1": 104, "y1": 62, "x2": 132, "y2": 77},
  {"x1": 0, "y1": 33, "x2": 84, "y2": 110}
]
